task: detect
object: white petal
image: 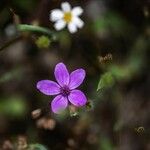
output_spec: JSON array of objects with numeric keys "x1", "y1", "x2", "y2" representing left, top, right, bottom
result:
[
  {"x1": 54, "y1": 20, "x2": 66, "y2": 31},
  {"x1": 50, "y1": 9, "x2": 64, "y2": 21},
  {"x1": 68, "y1": 23, "x2": 77, "y2": 33},
  {"x1": 72, "y1": 7, "x2": 83, "y2": 16},
  {"x1": 61, "y1": 2, "x2": 71, "y2": 12},
  {"x1": 73, "y1": 17, "x2": 84, "y2": 28}
]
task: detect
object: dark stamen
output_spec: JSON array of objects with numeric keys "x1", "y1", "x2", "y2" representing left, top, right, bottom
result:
[{"x1": 60, "y1": 86, "x2": 70, "y2": 97}]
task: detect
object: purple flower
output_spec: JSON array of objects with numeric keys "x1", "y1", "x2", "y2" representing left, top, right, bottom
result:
[{"x1": 36, "y1": 62, "x2": 87, "y2": 114}]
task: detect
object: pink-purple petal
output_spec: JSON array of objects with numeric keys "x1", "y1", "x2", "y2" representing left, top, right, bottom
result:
[
  {"x1": 68, "y1": 90, "x2": 87, "y2": 107},
  {"x1": 51, "y1": 95, "x2": 68, "y2": 114},
  {"x1": 69, "y1": 69, "x2": 86, "y2": 89},
  {"x1": 37, "y1": 80, "x2": 60, "y2": 95},
  {"x1": 54, "y1": 62, "x2": 69, "y2": 86}
]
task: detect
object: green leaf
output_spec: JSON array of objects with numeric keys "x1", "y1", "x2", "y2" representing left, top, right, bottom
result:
[{"x1": 97, "y1": 72, "x2": 115, "y2": 91}]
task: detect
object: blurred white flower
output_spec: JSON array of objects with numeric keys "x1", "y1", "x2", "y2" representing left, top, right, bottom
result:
[{"x1": 50, "y1": 2, "x2": 84, "y2": 33}]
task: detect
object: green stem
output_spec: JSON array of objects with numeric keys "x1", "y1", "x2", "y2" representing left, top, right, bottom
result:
[
  {"x1": 17, "y1": 24, "x2": 57, "y2": 40},
  {"x1": 0, "y1": 24, "x2": 57, "y2": 52}
]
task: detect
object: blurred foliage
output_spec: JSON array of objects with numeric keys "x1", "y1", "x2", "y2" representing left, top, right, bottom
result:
[
  {"x1": 92, "y1": 12, "x2": 130, "y2": 36},
  {"x1": 99, "y1": 137, "x2": 114, "y2": 150},
  {"x1": 0, "y1": 68, "x2": 24, "y2": 83},
  {"x1": 0, "y1": 96, "x2": 27, "y2": 118},
  {"x1": 29, "y1": 144, "x2": 48, "y2": 150},
  {"x1": 108, "y1": 36, "x2": 148, "y2": 81},
  {"x1": 12, "y1": 0, "x2": 37, "y2": 12}
]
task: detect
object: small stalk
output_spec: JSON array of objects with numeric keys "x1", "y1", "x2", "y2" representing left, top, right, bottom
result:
[
  {"x1": 17, "y1": 24, "x2": 57, "y2": 40},
  {"x1": 0, "y1": 24, "x2": 57, "y2": 52},
  {"x1": 0, "y1": 36, "x2": 22, "y2": 52}
]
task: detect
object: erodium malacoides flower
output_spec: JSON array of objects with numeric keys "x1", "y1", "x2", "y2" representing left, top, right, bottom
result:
[
  {"x1": 37, "y1": 63, "x2": 87, "y2": 114},
  {"x1": 50, "y1": 2, "x2": 84, "y2": 33}
]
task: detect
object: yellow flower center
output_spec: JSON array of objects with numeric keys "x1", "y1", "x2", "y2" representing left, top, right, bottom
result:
[{"x1": 63, "y1": 12, "x2": 72, "y2": 23}]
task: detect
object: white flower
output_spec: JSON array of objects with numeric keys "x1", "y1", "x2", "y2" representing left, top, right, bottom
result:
[{"x1": 50, "y1": 2, "x2": 84, "y2": 33}]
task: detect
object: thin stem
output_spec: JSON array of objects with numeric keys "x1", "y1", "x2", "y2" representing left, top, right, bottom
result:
[
  {"x1": 0, "y1": 24, "x2": 57, "y2": 52},
  {"x1": 17, "y1": 24, "x2": 57, "y2": 40},
  {"x1": 0, "y1": 36, "x2": 22, "y2": 52}
]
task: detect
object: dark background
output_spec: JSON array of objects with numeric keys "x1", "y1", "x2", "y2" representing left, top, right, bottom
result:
[{"x1": 0, "y1": 0, "x2": 149, "y2": 149}]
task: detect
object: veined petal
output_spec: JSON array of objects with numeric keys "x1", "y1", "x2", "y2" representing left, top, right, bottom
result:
[
  {"x1": 72, "y1": 7, "x2": 83, "y2": 16},
  {"x1": 51, "y1": 95, "x2": 68, "y2": 114},
  {"x1": 68, "y1": 90, "x2": 87, "y2": 106},
  {"x1": 73, "y1": 17, "x2": 84, "y2": 28},
  {"x1": 54, "y1": 19, "x2": 66, "y2": 30},
  {"x1": 54, "y1": 62, "x2": 70, "y2": 86},
  {"x1": 69, "y1": 69, "x2": 86, "y2": 89},
  {"x1": 61, "y1": 2, "x2": 71, "y2": 12},
  {"x1": 50, "y1": 9, "x2": 64, "y2": 21},
  {"x1": 68, "y1": 23, "x2": 77, "y2": 33},
  {"x1": 37, "y1": 80, "x2": 60, "y2": 95}
]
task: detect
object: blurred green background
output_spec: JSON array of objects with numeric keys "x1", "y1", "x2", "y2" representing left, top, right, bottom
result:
[{"x1": 0, "y1": 0, "x2": 149, "y2": 149}]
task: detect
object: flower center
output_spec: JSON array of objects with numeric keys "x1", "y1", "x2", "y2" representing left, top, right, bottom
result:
[
  {"x1": 60, "y1": 86, "x2": 70, "y2": 97},
  {"x1": 63, "y1": 12, "x2": 72, "y2": 23}
]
